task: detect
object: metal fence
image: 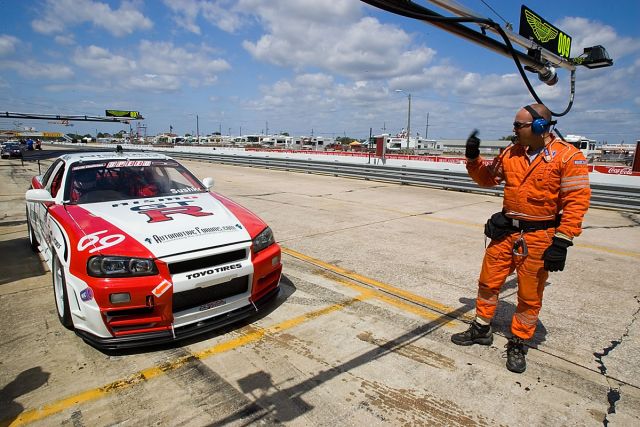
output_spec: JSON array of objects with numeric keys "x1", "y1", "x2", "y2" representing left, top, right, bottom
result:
[{"x1": 158, "y1": 151, "x2": 640, "y2": 212}]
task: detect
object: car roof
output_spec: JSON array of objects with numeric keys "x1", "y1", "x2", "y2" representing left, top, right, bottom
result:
[{"x1": 61, "y1": 151, "x2": 173, "y2": 165}]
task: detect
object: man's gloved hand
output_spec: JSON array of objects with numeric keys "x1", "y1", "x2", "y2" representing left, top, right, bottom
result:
[
  {"x1": 465, "y1": 130, "x2": 481, "y2": 160},
  {"x1": 543, "y1": 236, "x2": 573, "y2": 272}
]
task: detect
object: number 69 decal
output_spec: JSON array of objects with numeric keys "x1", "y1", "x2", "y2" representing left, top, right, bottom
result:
[{"x1": 78, "y1": 230, "x2": 125, "y2": 253}]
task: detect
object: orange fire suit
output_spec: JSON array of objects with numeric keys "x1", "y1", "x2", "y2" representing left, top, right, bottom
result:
[{"x1": 466, "y1": 137, "x2": 590, "y2": 340}]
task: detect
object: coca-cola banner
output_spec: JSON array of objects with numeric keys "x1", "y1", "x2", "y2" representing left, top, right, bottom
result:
[{"x1": 591, "y1": 165, "x2": 640, "y2": 176}]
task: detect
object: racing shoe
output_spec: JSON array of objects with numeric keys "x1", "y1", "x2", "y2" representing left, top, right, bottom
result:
[
  {"x1": 451, "y1": 321, "x2": 493, "y2": 346},
  {"x1": 505, "y1": 337, "x2": 527, "y2": 373}
]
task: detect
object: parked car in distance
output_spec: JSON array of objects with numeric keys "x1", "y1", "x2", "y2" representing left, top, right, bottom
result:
[
  {"x1": 1, "y1": 142, "x2": 23, "y2": 159},
  {"x1": 25, "y1": 148, "x2": 282, "y2": 350}
]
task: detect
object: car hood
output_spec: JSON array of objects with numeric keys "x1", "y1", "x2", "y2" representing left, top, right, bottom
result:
[{"x1": 67, "y1": 193, "x2": 253, "y2": 258}]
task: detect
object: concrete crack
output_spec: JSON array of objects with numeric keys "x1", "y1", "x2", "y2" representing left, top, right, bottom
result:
[
  {"x1": 583, "y1": 212, "x2": 640, "y2": 230},
  {"x1": 594, "y1": 295, "x2": 640, "y2": 426}
]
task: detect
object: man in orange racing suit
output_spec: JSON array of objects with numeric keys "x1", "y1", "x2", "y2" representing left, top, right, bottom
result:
[{"x1": 451, "y1": 104, "x2": 590, "y2": 373}]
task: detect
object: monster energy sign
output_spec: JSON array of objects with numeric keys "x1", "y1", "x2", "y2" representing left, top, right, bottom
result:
[
  {"x1": 518, "y1": 5, "x2": 571, "y2": 59},
  {"x1": 105, "y1": 110, "x2": 141, "y2": 119}
]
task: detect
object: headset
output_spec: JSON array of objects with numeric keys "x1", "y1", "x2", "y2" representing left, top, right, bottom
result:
[{"x1": 523, "y1": 105, "x2": 557, "y2": 135}]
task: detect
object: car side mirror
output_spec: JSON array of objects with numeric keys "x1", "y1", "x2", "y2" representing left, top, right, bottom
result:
[
  {"x1": 202, "y1": 177, "x2": 214, "y2": 190},
  {"x1": 25, "y1": 189, "x2": 55, "y2": 203}
]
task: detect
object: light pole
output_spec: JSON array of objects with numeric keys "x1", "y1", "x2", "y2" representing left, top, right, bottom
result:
[{"x1": 395, "y1": 89, "x2": 411, "y2": 150}]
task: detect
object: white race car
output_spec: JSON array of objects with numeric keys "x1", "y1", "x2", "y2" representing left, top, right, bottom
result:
[{"x1": 26, "y1": 149, "x2": 282, "y2": 349}]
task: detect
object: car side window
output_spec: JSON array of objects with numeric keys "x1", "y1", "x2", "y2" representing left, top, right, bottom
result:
[
  {"x1": 41, "y1": 159, "x2": 62, "y2": 186},
  {"x1": 45, "y1": 162, "x2": 65, "y2": 197}
]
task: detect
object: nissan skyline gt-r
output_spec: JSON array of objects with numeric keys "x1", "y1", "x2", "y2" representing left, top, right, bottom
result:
[{"x1": 25, "y1": 149, "x2": 282, "y2": 350}]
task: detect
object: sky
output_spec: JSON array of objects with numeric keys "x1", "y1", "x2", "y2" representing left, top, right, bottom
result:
[{"x1": 0, "y1": 0, "x2": 639, "y2": 144}]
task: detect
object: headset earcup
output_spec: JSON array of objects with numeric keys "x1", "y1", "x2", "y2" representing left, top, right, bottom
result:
[{"x1": 531, "y1": 118, "x2": 549, "y2": 134}]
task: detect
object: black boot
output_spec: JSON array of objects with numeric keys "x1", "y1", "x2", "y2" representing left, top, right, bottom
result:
[
  {"x1": 451, "y1": 321, "x2": 493, "y2": 346},
  {"x1": 505, "y1": 337, "x2": 527, "y2": 373}
]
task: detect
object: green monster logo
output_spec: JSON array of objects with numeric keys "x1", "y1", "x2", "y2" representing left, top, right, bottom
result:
[{"x1": 524, "y1": 9, "x2": 558, "y2": 43}]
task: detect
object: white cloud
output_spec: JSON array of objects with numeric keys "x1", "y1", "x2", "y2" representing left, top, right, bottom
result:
[
  {"x1": 127, "y1": 74, "x2": 182, "y2": 91},
  {"x1": 556, "y1": 17, "x2": 640, "y2": 60},
  {"x1": 0, "y1": 60, "x2": 74, "y2": 79},
  {"x1": 240, "y1": 1, "x2": 433, "y2": 79},
  {"x1": 295, "y1": 73, "x2": 334, "y2": 89},
  {"x1": 73, "y1": 45, "x2": 136, "y2": 76},
  {"x1": 138, "y1": 40, "x2": 231, "y2": 77},
  {"x1": 54, "y1": 35, "x2": 76, "y2": 46},
  {"x1": 68, "y1": 41, "x2": 230, "y2": 92},
  {"x1": 31, "y1": 0, "x2": 153, "y2": 37},
  {"x1": 0, "y1": 35, "x2": 19, "y2": 56},
  {"x1": 163, "y1": 0, "x2": 244, "y2": 34}
]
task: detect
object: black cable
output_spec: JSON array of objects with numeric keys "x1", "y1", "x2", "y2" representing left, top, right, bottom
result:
[
  {"x1": 479, "y1": 0, "x2": 510, "y2": 27},
  {"x1": 361, "y1": 0, "x2": 575, "y2": 117}
]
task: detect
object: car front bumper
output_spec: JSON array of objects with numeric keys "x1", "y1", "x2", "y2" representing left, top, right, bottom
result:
[{"x1": 74, "y1": 286, "x2": 280, "y2": 351}]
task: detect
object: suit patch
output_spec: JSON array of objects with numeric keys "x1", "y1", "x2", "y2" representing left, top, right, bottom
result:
[{"x1": 574, "y1": 160, "x2": 587, "y2": 165}]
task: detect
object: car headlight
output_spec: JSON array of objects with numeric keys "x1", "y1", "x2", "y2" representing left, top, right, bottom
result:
[
  {"x1": 252, "y1": 227, "x2": 275, "y2": 254},
  {"x1": 87, "y1": 256, "x2": 158, "y2": 277}
]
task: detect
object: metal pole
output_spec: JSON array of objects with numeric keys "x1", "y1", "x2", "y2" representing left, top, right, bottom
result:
[
  {"x1": 368, "y1": 127, "x2": 372, "y2": 164},
  {"x1": 196, "y1": 115, "x2": 199, "y2": 142},
  {"x1": 425, "y1": 112, "x2": 429, "y2": 140},
  {"x1": 406, "y1": 94, "x2": 411, "y2": 150}
]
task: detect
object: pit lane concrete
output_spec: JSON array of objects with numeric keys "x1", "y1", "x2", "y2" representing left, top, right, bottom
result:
[{"x1": 1, "y1": 156, "x2": 639, "y2": 426}]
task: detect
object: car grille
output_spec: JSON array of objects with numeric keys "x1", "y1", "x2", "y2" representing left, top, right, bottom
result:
[
  {"x1": 172, "y1": 276, "x2": 249, "y2": 313},
  {"x1": 168, "y1": 249, "x2": 246, "y2": 275}
]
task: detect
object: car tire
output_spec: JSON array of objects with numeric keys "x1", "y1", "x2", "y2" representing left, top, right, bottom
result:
[
  {"x1": 52, "y1": 256, "x2": 74, "y2": 330},
  {"x1": 26, "y1": 208, "x2": 39, "y2": 252}
]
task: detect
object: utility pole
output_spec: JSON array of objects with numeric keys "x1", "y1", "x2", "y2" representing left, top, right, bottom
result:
[
  {"x1": 425, "y1": 112, "x2": 430, "y2": 140},
  {"x1": 265, "y1": 121, "x2": 269, "y2": 136},
  {"x1": 196, "y1": 115, "x2": 199, "y2": 141},
  {"x1": 406, "y1": 93, "x2": 411, "y2": 150}
]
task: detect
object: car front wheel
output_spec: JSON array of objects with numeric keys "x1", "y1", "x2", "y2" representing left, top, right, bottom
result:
[{"x1": 52, "y1": 256, "x2": 74, "y2": 330}]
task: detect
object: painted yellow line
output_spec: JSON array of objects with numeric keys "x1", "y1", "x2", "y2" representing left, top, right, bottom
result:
[
  {"x1": 282, "y1": 246, "x2": 469, "y2": 319},
  {"x1": 576, "y1": 243, "x2": 640, "y2": 259},
  {"x1": 4, "y1": 296, "x2": 369, "y2": 427},
  {"x1": 314, "y1": 267, "x2": 459, "y2": 325}
]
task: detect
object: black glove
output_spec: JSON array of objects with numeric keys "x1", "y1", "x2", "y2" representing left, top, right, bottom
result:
[
  {"x1": 542, "y1": 236, "x2": 573, "y2": 272},
  {"x1": 465, "y1": 130, "x2": 480, "y2": 160}
]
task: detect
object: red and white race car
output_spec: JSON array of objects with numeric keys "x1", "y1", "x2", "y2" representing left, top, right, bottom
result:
[{"x1": 25, "y1": 149, "x2": 282, "y2": 349}]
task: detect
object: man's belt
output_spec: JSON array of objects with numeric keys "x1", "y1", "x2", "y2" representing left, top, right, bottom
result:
[{"x1": 510, "y1": 217, "x2": 559, "y2": 232}]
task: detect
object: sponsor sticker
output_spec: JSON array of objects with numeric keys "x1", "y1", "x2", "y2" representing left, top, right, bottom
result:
[
  {"x1": 106, "y1": 160, "x2": 152, "y2": 168},
  {"x1": 186, "y1": 263, "x2": 242, "y2": 280},
  {"x1": 150, "y1": 225, "x2": 240, "y2": 244},
  {"x1": 72, "y1": 163, "x2": 106, "y2": 171},
  {"x1": 80, "y1": 288, "x2": 94, "y2": 302},
  {"x1": 170, "y1": 187, "x2": 198, "y2": 194},
  {"x1": 152, "y1": 279, "x2": 172, "y2": 297}
]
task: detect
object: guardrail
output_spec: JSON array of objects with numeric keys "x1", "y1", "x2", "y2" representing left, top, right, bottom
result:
[{"x1": 153, "y1": 151, "x2": 640, "y2": 212}]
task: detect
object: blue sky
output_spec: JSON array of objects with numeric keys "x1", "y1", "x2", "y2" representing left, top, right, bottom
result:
[{"x1": 1, "y1": 0, "x2": 639, "y2": 143}]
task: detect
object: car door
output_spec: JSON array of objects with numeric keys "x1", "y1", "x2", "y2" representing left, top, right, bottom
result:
[{"x1": 35, "y1": 160, "x2": 66, "y2": 252}]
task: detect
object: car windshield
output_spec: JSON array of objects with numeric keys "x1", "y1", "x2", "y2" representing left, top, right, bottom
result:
[{"x1": 65, "y1": 159, "x2": 207, "y2": 204}]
